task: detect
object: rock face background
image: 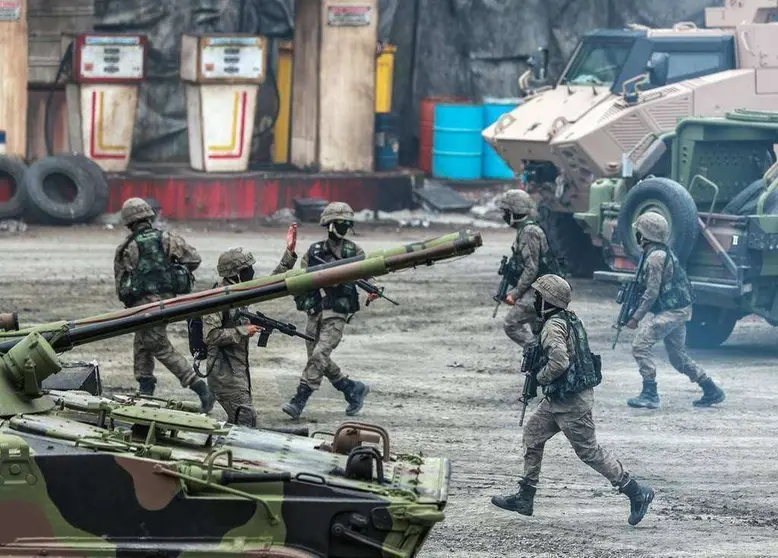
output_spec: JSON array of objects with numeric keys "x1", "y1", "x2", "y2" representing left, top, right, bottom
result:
[{"x1": 94, "y1": 0, "x2": 718, "y2": 165}]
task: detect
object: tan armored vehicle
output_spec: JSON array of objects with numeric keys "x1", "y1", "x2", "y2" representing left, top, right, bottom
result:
[{"x1": 483, "y1": 0, "x2": 778, "y2": 275}]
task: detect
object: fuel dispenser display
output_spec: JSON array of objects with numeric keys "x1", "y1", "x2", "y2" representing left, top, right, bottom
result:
[
  {"x1": 181, "y1": 34, "x2": 267, "y2": 173},
  {"x1": 66, "y1": 34, "x2": 147, "y2": 172}
]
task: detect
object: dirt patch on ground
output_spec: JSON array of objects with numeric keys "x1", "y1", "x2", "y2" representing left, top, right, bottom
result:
[{"x1": 2, "y1": 223, "x2": 777, "y2": 557}]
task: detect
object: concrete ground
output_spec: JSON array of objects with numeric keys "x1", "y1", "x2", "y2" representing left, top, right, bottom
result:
[{"x1": 2, "y1": 223, "x2": 777, "y2": 557}]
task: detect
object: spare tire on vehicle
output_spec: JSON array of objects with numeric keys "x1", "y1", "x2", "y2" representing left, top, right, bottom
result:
[
  {"x1": 57, "y1": 154, "x2": 110, "y2": 220},
  {"x1": 616, "y1": 177, "x2": 699, "y2": 264},
  {"x1": 722, "y1": 178, "x2": 765, "y2": 215},
  {"x1": 20, "y1": 155, "x2": 101, "y2": 225},
  {"x1": 0, "y1": 155, "x2": 28, "y2": 220}
]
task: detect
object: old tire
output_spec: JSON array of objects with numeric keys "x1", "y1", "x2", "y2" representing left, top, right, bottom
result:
[
  {"x1": 0, "y1": 155, "x2": 28, "y2": 219},
  {"x1": 722, "y1": 178, "x2": 764, "y2": 215},
  {"x1": 686, "y1": 305, "x2": 738, "y2": 349},
  {"x1": 617, "y1": 177, "x2": 699, "y2": 264},
  {"x1": 538, "y1": 208, "x2": 605, "y2": 278},
  {"x1": 21, "y1": 155, "x2": 98, "y2": 225},
  {"x1": 58, "y1": 154, "x2": 110, "y2": 220}
]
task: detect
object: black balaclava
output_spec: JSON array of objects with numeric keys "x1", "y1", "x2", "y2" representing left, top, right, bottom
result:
[
  {"x1": 238, "y1": 266, "x2": 255, "y2": 283},
  {"x1": 503, "y1": 210, "x2": 528, "y2": 228},
  {"x1": 329, "y1": 220, "x2": 353, "y2": 241}
]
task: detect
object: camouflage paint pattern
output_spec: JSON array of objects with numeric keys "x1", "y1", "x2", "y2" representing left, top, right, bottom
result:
[{"x1": 0, "y1": 231, "x2": 480, "y2": 557}]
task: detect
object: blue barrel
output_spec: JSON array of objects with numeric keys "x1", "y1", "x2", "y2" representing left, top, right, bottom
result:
[
  {"x1": 482, "y1": 98, "x2": 521, "y2": 179},
  {"x1": 374, "y1": 113, "x2": 399, "y2": 171},
  {"x1": 433, "y1": 103, "x2": 483, "y2": 180}
]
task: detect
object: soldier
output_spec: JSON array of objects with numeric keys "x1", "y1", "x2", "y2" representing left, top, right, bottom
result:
[
  {"x1": 626, "y1": 212, "x2": 726, "y2": 409},
  {"x1": 113, "y1": 197, "x2": 216, "y2": 412},
  {"x1": 498, "y1": 189, "x2": 552, "y2": 348},
  {"x1": 203, "y1": 225, "x2": 298, "y2": 425},
  {"x1": 491, "y1": 274, "x2": 655, "y2": 526},
  {"x1": 282, "y1": 202, "x2": 374, "y2": 419}
]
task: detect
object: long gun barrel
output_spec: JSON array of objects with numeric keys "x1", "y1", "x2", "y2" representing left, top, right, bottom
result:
[
  {"x1": 236, "y1": 309, "x2": 314, "y2": 347},
  {"x1": 492, "y1": 255, "x2": 510, "y2": 318},
  {"x1": 611, "y1": 253, "x2": 647, "y2": 350},
  {"x1": 306, "y1": 252, "x2": 399, "y2": 307},
  {"x1": 518, "y1": 343, "x2": 541, "y2": 426},
  {"x1": 0, "y1": 231, "x2": 483, "y2": 355}
]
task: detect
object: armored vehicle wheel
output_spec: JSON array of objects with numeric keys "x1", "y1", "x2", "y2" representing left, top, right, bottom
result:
[
  {"x1": 686, "y1": 305, "x2": 738, "y2": 349},
  {"x1": 617, "y1": 177, "x2": 699, "y2": 264},
  {"x1": 0, "y1": 155, "x2": 27, "y2": 219},
  {"x1": 538, "y1": 208, "x2": 605, "y2": 278}
]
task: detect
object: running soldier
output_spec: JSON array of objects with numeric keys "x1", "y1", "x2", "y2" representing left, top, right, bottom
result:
[
  {"x1": 626, "y1": 212, "x2": 726, "y2": 409},
  {"x1": 203, "y1": 225, "x2": 298, "y2": 425},
  {"x1": 498, "y1": 189, "x2": 552, "y2": 348},
  {"x1": 491, "y1": 274, "x2": 655, "y2": 526},
  {"x1": 113, "y1": 197, "x2": 216, "y2": 412},
  {"x1": 281, "y1": 202, "x2": 373, "y2": 419}
]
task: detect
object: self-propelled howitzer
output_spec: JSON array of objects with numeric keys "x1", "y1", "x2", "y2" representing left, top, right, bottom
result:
[{"x1": 0, "y1": 231, "x2": 481, "y2": 558}]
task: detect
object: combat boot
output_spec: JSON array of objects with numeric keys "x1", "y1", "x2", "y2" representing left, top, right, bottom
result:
[
  {"x1": 626, "y1": 380, "x2": 660, "y2": 409},
  {"x1": 693, "y1": 378, "x2": 725, "y2": 407},
  {"x1": 190, "y1": 379, "x2": 217, "y2": 414},
  {"x1": 618, "y1": 476, "x2": 655, "y2": 526},
  {"x1": 491, "y1": 480, "x2": 536, "y2": 516},
  {"x1": 137, "y1": 377, "x2": 156, "y2": 396},
  {"x1": 282, "y1": 383, "x2": 314, "y2": 420},
  {"x1": 333, "y1": 378, "x2": 370, "y2": 416}
]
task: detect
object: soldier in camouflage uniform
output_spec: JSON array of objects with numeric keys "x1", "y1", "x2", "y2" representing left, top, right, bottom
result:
[
  {"x1": 282, "y1": 202, "x2": 374, "y2": 420},
  {"x1": 492, "y1": 274, "x2": 655, "y2": 526},
  {"x1": 113, "y1": 198, "x2": 216, "y2": 412},
  {"x1": 203, "y1": 226, "x2": 298, "y2": 425},
  {"x1": 498, "y1": 190, "x2": 552, "y2": 348},
  {"x1": 626, "y1": 212, "x2": 726, "y2": 409}
]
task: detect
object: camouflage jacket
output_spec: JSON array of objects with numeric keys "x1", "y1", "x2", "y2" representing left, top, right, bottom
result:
[
  {"x1": 113, "y1": 223, "x2": 201, "y2": 306},
  {"x1": 632, "y1": 244, "x2": 693, "y2": 322},
  {"x1": 508, "y1": 221, "x2": 550, "y2": 299},
  {"x1": 203, "y1": 249, "x2": 297, "y2": 378},
  {"x1": 536, "y1": 311, "x2": 596, "y2": 413},
  {"x1": 295, "y1": 238, "x2": 366, "y2": 315}
]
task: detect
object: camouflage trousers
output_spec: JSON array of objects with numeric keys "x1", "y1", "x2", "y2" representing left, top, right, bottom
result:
[
  {"x1": 503, "y1": 291, "x2": 537, "y2": 348},
  {"x1": 301, "y1": 310, "x2": 347, "y2": 390},
  {"x1": 207, "y1": 361, "x2": 254, "y2": 425},
  {"x1": 133, "y1": 325, "x2": 197, "y2": 388},
  {"x1": 522, "y1": 398, "x2": 626, "y2": 487},
  {"x1": 632, "y1": 307, "x2": 708, "y2": 383}
]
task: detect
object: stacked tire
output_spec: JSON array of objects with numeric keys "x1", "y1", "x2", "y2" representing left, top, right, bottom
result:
[{"x1": 0, "y1": 154, "x2": 110, "y2": 225}]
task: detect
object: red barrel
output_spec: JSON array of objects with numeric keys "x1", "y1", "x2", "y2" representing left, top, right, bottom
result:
[{"x1": 419, "y1": 96, "x2": 467, "y2": 175}]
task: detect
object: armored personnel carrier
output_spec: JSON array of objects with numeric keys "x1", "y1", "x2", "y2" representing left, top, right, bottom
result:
[
  {"x1": 0, "y1": 231, "x2": 482, "y2": 557},
  {"x1": 483, "y1": 0, "x2": 778, "y2": 276}
]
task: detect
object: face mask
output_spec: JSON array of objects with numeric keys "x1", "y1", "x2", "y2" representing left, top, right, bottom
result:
[
  {"x1": 635, "y1": 230, "x2": 644, "y2": 245},
  {"x1": 329, "y1": 221, "x2": 352, "y2": 239},
  {"x1": 238, "y1": 266, "x2": 255, "y2": 283},
  {"x1": 534, "y1": 292, "x2": 545, "y2": 318},
  {"x1": 503, "y1": 211, "x2": 528, "y2": 227}
]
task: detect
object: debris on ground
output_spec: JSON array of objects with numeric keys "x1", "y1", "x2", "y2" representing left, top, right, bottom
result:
[{"x1": 0, "y1": 219, "x2": 28, "y2": 233}]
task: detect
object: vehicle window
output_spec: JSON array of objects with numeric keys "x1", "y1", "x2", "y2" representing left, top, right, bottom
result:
[
  {"x1": 665, "y1": 52, "x2": 722, "y2": 80},
  {"x1": 562, "y1": 42, "x2": 632, "y2": 87}
]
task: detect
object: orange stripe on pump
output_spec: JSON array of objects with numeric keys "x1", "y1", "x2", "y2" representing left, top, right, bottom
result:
[{"x1": 208, "y1": 92, "x2": 247, "y2": 158}]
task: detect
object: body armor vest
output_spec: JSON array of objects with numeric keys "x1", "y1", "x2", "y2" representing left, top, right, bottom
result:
[
  {"x1": 510, "y1": 220, "x2": 560, "y2": 279},
  {"x1": 642, "y1": 244, "x2": 694, "y2": 314},
  {"x1": 541, "y1": 310, "x2": 602, "y2": 401},
  {"x1": 119, "y1": 229, "x2": 178, "y2": 306},
  {"x1": 295, "y1": 240, "x2": 360, "y2": 315}
]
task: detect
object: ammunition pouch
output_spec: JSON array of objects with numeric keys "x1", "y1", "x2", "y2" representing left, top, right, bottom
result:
[
  {"x1": 322, "y1": 284, "x2": 360, "y2": 314},
  {"x1": 171, "y1": 264, "x2": 195, "y2": 296},
  {"x1": 295, "y1": 291, "x2": 323, "y2": 314}
]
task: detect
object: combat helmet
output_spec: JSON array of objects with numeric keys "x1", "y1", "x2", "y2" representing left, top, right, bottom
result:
[
  {"x1": 498, "y1": 189, "x2": 535, "y2": 215},
  {"x1": 217, "y1": 247, "x2": 256, "y2": 278},
  {"x1": 320, "y1": 202, "x2": 355, "y2": 226},
  {"x1": 532, "y1": 274, "x2": 572, "y2": 309},
  {"x1": 633, "y1": 212, "x2": 669, "y2": 244},
  {"x1": 121, "y1": 197, "x2": 155, "y2": 226}
]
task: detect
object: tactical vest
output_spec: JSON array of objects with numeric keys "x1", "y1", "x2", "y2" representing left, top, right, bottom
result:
[
  {"x1": 510, "y1": 220, "x2": 560, "y2": 279},
  {"x1": 641, "y1": 244, "x2": 694, "y2": 314},
  {"x1": 294, "y1": 240, "x2": 360, "y2": 315},
  {"x1": 118, "y1": 228, "x2": 194, "y2": 307},
  {"x1": 541, "y1": 310, "x2": 602, "y2": 402}
]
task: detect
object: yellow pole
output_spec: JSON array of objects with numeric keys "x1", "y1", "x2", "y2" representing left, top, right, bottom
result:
[
  {"x1": 0, "y1": 0, "x2": 28, "y2": 157},
  {"x1": 374, "y1": 44, "x2": 396, "y2": 113},
  {"x1": 272, "y1": 40, "x2": 294, "y2": 164}
]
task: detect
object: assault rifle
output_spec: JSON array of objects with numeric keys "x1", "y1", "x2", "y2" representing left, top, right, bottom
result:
[
  {"x1": 236, "y1": 309, "x2": 315, "y2": 347},
  {"x1": 492, "y1": 255, "x2": 521, "y2": 318},
  {"x1": 611, "y1": 253, "x2": 647, "y2": 349},
  {"x1": 307, "y1": 252, "x2": 399, "y2": 307},
  {"x1": 519, "y1": 343, "x2": 543, "y2": 426}
]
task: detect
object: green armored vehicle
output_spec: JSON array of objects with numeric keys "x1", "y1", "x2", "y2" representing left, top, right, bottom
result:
[
  {"x1": 576, "y1": 109, "x2": 778, "y2": 347},
  {"x1": 0, "y1": 231, "x2": 482, "y2": 557}
]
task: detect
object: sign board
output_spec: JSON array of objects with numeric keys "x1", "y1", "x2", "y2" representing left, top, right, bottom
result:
[
  {"x1": 327, "y1": 4, "x2": 372, "y2": 26},
  {"x1": 79, "y1": 36, "x2": 145, "y2": 81},
  {"x1": 201, "y1": 37, "x2": 265, "y2": 80},
  {"x1": 0, "y1": 0, "x2": 21, "y2": 21}
]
